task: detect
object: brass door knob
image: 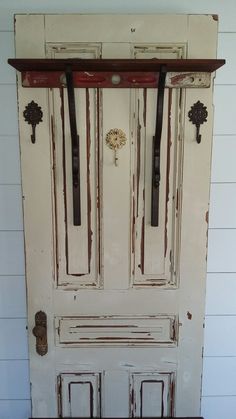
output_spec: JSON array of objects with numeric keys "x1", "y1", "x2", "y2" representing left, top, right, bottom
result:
[
  {"x1": 33, "y1": 311, "x2": 48, "y2": 356},
  {"x1": 33, "y1": 325, "x2": 46, "y2": 338}
]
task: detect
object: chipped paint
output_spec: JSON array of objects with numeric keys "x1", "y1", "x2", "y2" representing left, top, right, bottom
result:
[
  {"x1": 57, "y1": 315, "x2": 177, "y2": 347},
  {"x1": 187, "y1": 311, "x2": 192, "y2": 320}
]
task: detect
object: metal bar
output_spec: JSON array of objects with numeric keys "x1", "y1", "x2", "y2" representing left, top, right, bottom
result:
[
  {"x1": 151, "y1": 65, "x2": 167, "y2": 227},
  {"x1": 65, "y1": 66, "x2": 81, "y2": 226}
]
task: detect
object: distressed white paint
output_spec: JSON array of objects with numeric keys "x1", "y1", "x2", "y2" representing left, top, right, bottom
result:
[
  {"x1": 132, "y1": 371, "x2": 174, "y2": 417},
  {"x1": 59, "y1": 373, "x2": 101, "y2": 417},
  {"x1": 15, "y1": 14, "x2": 218, "y2": 417},
  {"x1": 0, "y1": 5, "x2": 235, "y2": 419},
  {"x1": 57, "y1": 315, "x2": 176, "y2": 346}
]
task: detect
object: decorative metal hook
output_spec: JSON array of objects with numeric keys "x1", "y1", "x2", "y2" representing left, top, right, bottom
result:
[
  {"x1": 188, "y1": 101, "x2": 208, "y2": 144},
  {"x1": 105, "y1": 128, "x2": 127, "y2": 166},
  {"x1": 23, "y1": 100, "x2": 43, "y2": 144}
]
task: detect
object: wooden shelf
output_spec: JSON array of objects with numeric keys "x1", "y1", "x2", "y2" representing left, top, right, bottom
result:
[{"x1": 8, "y1": 58, "x2": 225, "y2": 72}]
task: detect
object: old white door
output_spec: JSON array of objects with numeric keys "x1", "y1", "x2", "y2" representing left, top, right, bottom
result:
[{"x1": 15, "y1": 14, "x2": 218, "y2": 418}]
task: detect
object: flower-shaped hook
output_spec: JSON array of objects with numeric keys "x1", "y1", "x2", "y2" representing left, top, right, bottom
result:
[
  {"x1": 188, "y1": 101, "x2": 208, "y2": 144},
  {"x1": 23, "y1": 101, "x2": 43, "y2": 144}
]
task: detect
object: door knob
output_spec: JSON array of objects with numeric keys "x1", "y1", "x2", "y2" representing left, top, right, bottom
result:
[
  {"x1": 32, "y1": 311, "x2": 48, "y2": 356},
  {"x1": 33, "y1": 325, "x2": 46, "y2": 338}
]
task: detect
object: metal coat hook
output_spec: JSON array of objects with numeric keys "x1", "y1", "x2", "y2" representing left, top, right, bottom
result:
[
  {"x1": 188, "y1": 101, "x2": 208, "y2": 144},
  {"x1": 23, "y1": 101, "x2": 43, "y2": 144}
]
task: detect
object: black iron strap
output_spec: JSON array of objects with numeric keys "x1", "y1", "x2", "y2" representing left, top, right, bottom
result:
[
  {"x1": 151, "y1": 65, "x2": 167, "y2": 227},
  {"x1": 65, "y1": 66, "x2": 81, "y2": 226}
]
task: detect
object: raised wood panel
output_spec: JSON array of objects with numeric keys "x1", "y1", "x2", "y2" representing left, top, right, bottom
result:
[
  {"x1": 56, "y1": 315, "x2": 177, "y2": 347},
  {"x1": 48, "y1": 44, "x2": 101, "y2": 287},
  {"x1": 130, "y1": 371, "x2": 175, "y2": 417},
  {"x1": 132, "y1": 45, "x2": 183, "y2": 287},
  {"x1": 58, "y1": 373, "x2": 101, "y2": 417},
  {"x1": 48, "y1": 42, "x2": 185, "y2": 289}
]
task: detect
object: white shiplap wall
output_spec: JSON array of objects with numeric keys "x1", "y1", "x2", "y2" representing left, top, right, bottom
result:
[{"x1": 0, "y1": 2, "x2": 235, "y2": 418}]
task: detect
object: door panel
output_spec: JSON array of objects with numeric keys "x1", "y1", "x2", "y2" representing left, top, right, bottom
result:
[{"x1": 15, "y1": 14, "x2": 218, "y2": 418}]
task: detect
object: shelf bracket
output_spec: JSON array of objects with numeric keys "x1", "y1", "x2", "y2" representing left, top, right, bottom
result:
[
  {"x1": 65, "y1": 66, "x2": 81, "y2": 226},
  {"x1": 151, "y1": 64, "x2": 167, "y2": 227}
]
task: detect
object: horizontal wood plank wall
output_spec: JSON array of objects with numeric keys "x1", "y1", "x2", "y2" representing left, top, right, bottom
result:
[{"x1": 0, "y1": 2, "x2": 235, "y2": 418}]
